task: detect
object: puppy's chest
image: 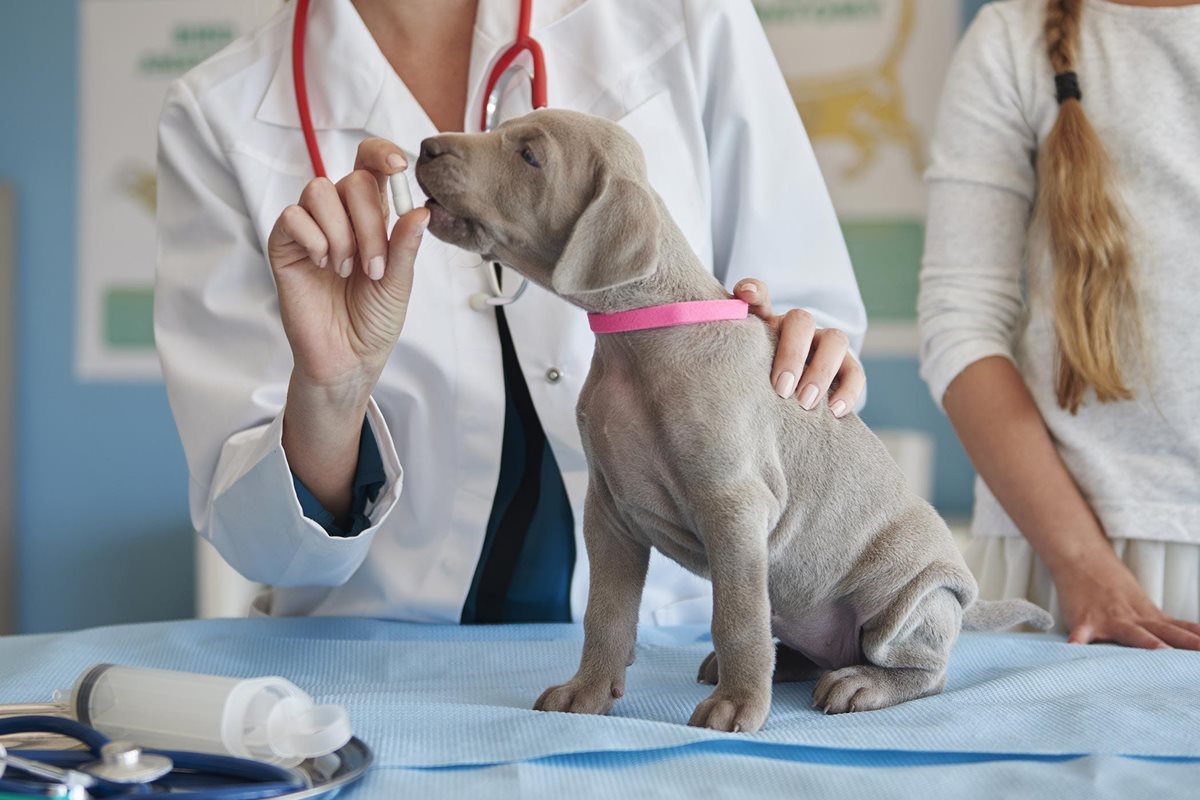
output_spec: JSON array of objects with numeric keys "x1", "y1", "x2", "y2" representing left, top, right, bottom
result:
[
  {"x1": 580, "y1": 381, "x2": 676, "y2": 500},
  {"x1": 578, "y1": 371, "x2": 705, "y2": 547}
]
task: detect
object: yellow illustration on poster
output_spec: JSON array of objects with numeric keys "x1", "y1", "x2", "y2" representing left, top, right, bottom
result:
[
  {"x1": 756, "y1": 0, "x2": 960, "y2": 355},
  {"x1": 76, "y1": 0, "x2": 280, "y2": 380}
]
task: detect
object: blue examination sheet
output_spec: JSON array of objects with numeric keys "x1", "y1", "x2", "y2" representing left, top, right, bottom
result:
[{"x1": 1, "y1": 618, "x2": 1196, "y2": 799}]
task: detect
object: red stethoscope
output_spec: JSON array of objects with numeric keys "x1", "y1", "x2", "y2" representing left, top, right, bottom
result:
[
  {"x1": 291, "y1": 0, "x2": 547, "y2": 179},
  {"x1": 291, "y1": 0, "x2": 543, "y2": 308}
]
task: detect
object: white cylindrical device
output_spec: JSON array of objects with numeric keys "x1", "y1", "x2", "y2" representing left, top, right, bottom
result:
[{"x1": 67, "y1": 664, "x2": 352, "y2": 767}]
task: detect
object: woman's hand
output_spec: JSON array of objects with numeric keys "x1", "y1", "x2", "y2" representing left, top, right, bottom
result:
[
  {"x1": 734, "y1": 279, "x2": 865, "y2": 417},
  {"x1": 268, "y1": 137, "x2": 430, "y2": 394},
  {"x1": 1055, "y1": 552, "x2": 1200, "y2": 650},
  {"x1": 268, "y1": 137, "x2": 428, "y2": 518}
]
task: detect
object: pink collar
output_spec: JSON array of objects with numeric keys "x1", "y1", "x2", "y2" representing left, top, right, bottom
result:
[{"x1": 587, "y1": 299, "x2": 749, "y2": 334}]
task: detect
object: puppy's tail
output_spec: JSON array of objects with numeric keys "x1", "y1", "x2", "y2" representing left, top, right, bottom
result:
[{"x1": 962, "y1": 599, "x2": 1054, "y2": 632}]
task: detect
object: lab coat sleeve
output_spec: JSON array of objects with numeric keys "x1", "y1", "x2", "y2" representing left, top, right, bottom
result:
[
  {"x1": 918, "y1": 6, "x2": 1034, "y2": 409},
  {"x1": 682, "y1": 0, "x2": 868, "y2": 359},
  {"x1": 155, "y1": 79, "x2": 403, "y2": 588}
]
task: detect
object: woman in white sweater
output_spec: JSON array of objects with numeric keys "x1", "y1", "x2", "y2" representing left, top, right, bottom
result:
[{"x1": 919, "y1": 0, "x2": 1200, "y2": 648}]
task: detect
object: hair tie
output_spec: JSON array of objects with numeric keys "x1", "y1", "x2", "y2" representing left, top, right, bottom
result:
[{"x1": 1055, "y1": 71, "x2": 1082, "y2": 104}]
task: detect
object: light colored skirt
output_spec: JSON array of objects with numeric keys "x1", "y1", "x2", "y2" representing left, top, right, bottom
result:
[{"x1": 965, "y1": 536, "x2": 1200, "y2": 629}]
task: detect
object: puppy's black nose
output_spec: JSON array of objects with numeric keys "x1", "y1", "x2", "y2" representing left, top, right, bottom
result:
[{"x1": 419, "y1": 137, "x2": 449, "y2": 163}]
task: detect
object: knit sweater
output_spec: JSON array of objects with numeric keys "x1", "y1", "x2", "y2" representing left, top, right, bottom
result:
[{"x1": 919, "y1": 0, "x2": 1200, "y2": 544}]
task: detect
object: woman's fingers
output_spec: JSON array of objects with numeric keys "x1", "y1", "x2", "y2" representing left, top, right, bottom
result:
[
  {"x1": 300, "y1": 177, "x2": 357, "y2": 277},
  {"x1": 354, "y1": 137, "x2": 408, "y2": 214},
  {"x1": 1145, "y1": 619, "x2": 1200, "y2": 651},
  {"x1": 269, "y1": 204, "x2": 329, "y2": 270},
  {"x1": 770, "y1": 309, "x2": 817, "y2": 399},
  {"x1": 377, "y1": 208, "x2": 430, "y2": 301},
  {"x1": 338, "y1": 169, "x2": 389, "y2": 280},
  {"x1": 738, "y1": 279, "x2": 861, "y2": 415},
  {"x1": 1112, "y1": 622, "x2": 1170, "y2": 650},
  {"x1": 796, "y1": 328, "x2": 852, "y2": 411},
  {"x1": 1071, "y1": 614, "x2": 1173, "y2": 649},
  {"x1": 1067, "y1": 623, "x2": 1095, "y2": 645},
  {"x1": 827, "y1": 352, "x2": 865, "y2": 418},
  {"x1": 735, "y1": 278, "x2": 773, "y2": 320}
]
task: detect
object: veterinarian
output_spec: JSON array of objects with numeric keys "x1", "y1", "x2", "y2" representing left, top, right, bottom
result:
[
  {"x1": 155, "y1": 0, "x2": 867, "y2": 624},
  {"x1": 920, "y1": 0, "x2": 1200, "y2": 648}
]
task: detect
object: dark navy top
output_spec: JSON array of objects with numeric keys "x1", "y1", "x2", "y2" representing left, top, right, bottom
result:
[{"x1": 293, "y1": 306, "x2": 576, "y2": 623}]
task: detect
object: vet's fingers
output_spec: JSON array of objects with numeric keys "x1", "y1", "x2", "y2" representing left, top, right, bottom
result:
[
  {"x1": 770, "y1": 309, "x2": 817, "y2": 399},
  {"x1": 1145, "y1": 620, "x2": 1200, "y2": 651},
  {"x1": 795, "y1": 328, "x2": 852, "y2": 411},
  {"x1": 379, "y1": 208, "x2": 430, "y2": 300},
  {"x1": 299, "y1": 177, "x2": 356, "y2": 277},
  {"x1": 338, "y1": 170, "x2": 389, "y2": 280},
  {"x1": 735, "y1": 279, "x2": 774, "y2": 320},
  {"x1": 354, "y1": 137, "x2": 408, "y2": 212},
  {"x1": 827, "y1": 352, "x2": 865, "y2": 419},
  {"x1": 269, "y1": 204, "x2": 329, "y2": 270}
]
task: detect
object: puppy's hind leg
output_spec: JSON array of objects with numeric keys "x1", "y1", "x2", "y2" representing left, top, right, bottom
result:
[{"x1": 813, "y1": 584, "x2": 962, "y2": 714}]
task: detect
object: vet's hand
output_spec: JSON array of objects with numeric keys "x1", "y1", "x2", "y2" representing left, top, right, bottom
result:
[
  {"x1": 1057, "y1": 553, "x2": 1200, "y2": 650},
  {"x1": 267, "y1": 137, "x2": 430, "y2": 390},
  {"x1": 734, "y1": 279, "x2": 864, "y2": 417}
]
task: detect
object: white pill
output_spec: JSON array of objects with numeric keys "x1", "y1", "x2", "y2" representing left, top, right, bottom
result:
[{"x1": 389, "y1": 172, "x2": 414, "y2": 216}]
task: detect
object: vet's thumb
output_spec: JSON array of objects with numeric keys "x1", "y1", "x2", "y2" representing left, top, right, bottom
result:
[
  {"x1": 382, "y1": 208, "x2": 429, "y2": 301},
  {"x1": 962, "y1": 599, "x2": 1054, "y2": 632}
]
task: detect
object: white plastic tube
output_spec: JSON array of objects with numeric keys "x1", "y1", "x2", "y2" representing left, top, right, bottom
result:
[{"x1": 67, "y1": 664, "x2": 351, "y2": 767}]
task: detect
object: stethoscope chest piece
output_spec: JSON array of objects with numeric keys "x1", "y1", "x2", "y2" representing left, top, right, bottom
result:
[{"x1": 82, "y1": 741, "x2": 174, "y2": 784}]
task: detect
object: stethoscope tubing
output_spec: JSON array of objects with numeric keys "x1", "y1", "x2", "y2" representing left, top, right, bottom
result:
[
  {"x1": 292, "y1": 0, "x2": 541, "y2": 309},
  {"x1": 0, "y1": 716, "x2": 305, "y2": 800}
]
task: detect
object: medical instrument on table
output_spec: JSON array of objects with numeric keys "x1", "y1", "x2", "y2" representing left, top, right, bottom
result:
[
  {"x1": 65, "y1": 664, "x2": 352, "y2": 769},
  {"x1": 0, "y1": 715, "x2": 372, "y2": 800},
  {"x1": 292, "y1": 0, "x2": 544, "y2": 310},
  {"x1": 0, "y1": 715, "x2": 306, "y2": 800}
]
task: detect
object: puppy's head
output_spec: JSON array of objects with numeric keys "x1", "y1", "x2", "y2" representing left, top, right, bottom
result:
[{"x1": 415, "y1": 109, "x2": 662, "y2": 301}]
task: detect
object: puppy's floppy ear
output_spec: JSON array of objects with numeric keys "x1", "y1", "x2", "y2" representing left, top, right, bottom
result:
[{"x1": 551, "y1": 174, "x2": 661, "y2": 296}]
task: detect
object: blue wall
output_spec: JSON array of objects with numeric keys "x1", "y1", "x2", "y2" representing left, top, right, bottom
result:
[
  {"x1": 0, "y1": 0, "x2": 991, "y2": 633},
  {"x1": 1, "y1": 0, "x2": 194, "y2": 634}
]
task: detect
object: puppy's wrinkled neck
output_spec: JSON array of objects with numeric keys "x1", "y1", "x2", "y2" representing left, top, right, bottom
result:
[{"x1": 569, "y1": 223, "x2": 729, "y2": 315}]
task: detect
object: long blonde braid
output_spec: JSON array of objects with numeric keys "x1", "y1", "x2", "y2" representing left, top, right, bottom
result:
[{"x1": 1037, "y1": 0, "x2": 1141, "y2": 413}]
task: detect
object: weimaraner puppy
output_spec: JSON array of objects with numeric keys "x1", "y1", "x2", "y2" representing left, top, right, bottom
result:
[{"x1": 414, "y1": 109, "x2": 1051, "y2": 733}]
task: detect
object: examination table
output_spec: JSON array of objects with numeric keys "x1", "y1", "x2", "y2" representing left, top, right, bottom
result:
[{"x1": 1, "y1": 618, "x2": 1196, "y2": 799}]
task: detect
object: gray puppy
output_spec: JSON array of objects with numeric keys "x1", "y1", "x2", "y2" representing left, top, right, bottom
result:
[{"x1": 414, "y1": 109, "x2": 1051, "y2": 733}]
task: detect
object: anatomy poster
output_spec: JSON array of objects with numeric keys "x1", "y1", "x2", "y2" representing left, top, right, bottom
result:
[
  {"x1": 77, "y1": 0, "x2": 281, "y2": 380},
  {"x1": 755, "y1": 0, "x2": 961, "y2": 354}
]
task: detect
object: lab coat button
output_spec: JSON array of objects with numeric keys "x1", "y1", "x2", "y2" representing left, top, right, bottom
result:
[{"x1": 545, "y1": 367, "x2": 562, "y2": 384}]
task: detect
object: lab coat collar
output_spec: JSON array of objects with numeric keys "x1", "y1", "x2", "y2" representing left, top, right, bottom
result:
[
  {"x1": 256, "y1": 0, "x2": 387, "y2": 133},
  {"x1": 256, "y1": 0, "x2": 591, "y2": 155},
  {"x1": 472, "y1": 0, "x2": 589, "y2": 46}
]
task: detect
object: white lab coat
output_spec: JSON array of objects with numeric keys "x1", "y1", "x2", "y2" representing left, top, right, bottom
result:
[{"x1": 155, "y1": 0, "x2": 866, "y2": 625}]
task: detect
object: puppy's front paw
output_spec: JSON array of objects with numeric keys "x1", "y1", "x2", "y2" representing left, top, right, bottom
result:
[
  {"x1": 534, "y1": 677, "x2": 623, "y2": 716},
  {"x1": 687, "y1": 687, "x2": 770, "y2": 733}
]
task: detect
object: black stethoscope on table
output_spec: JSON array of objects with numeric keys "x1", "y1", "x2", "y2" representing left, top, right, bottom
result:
[
  {"x1": 292, "y1": 0, "x2": 546, "y2": 311},
  {"x1": 0, "y1": 716, "x2": 305, "y2": 800}
]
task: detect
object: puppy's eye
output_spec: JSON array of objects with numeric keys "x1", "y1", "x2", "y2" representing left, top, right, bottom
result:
[{"x1": 520, "y1": 146, "x2": 542, "y2": 168}]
